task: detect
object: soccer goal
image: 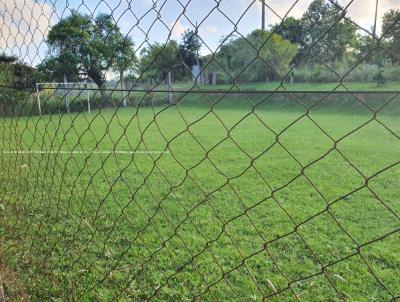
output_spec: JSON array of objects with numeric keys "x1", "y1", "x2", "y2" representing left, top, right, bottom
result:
[{"x1": 35, "y1": 82, "x2": 93, "y2": 115}]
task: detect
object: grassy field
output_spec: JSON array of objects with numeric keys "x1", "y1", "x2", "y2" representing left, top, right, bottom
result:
[
  {"x1": 175, "y1": 81, "x2": 400, "y2": 91},
  {"x1": 21, "y1": 81, "x2": 400, "y2": 117},
  {"x1": 0, "y1": 92, "x2": 399, "y2": 301}
]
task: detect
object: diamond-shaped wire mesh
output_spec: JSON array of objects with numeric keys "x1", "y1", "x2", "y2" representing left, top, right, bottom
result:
[{"x1": 0, "y1": 0, "x2": 399, "y2": 301}]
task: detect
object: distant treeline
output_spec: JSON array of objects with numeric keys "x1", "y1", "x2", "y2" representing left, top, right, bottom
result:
[{"x1": 1, "y1": 0, "x2": 400, "y2": 103}]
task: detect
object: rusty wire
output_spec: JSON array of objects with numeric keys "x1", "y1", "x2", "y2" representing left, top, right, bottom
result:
[{"x1": 0, "y1": 0, "x2": 399, "y2": 301}]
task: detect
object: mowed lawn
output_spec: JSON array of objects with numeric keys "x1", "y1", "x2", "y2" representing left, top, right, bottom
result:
[{"x1": 0, "y1": 94, "x2": 399, "y2": 301}]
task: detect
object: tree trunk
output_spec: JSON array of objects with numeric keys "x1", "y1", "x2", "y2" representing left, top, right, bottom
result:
[
  {"x1": 331, "y1": 60, "x2": 336, "y2": 82},
  {"x1": 88, "y1": 67, "x2": 106, "y2": 102},
  {"x1": 121, "y1": 72, "x2": 126, "y2": 107},
  {"x1": 212, "y1": 72, "x2": 217, "y2": 85},
  {"x1": 99, "y1": 83, "x2": 106, "y2": 102}
]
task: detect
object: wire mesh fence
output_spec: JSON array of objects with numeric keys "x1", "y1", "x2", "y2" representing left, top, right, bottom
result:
[{"x1": 0, "y1": 0, "x2": 399, "y2": 301}]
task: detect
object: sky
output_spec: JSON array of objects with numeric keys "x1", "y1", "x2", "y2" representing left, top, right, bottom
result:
[{"x1": 1, "y1": 0, "x2": 400, "y2": 67}]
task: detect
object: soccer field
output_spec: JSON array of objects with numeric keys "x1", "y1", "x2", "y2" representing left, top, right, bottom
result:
[{"x1": 0, "y1": 95, "x2": 399, "y2": 301}]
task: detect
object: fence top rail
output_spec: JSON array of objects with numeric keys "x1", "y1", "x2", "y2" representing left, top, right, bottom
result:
[{"x1": 35, "y1": 87, "x2": 400, "y2": 94}]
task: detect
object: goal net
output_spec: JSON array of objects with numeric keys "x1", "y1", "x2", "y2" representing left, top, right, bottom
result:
[{"x1": 35, "y1": 82, "x2": 94, "y2": 115}]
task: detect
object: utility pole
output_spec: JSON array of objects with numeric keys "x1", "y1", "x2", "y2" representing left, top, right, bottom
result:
[
  {"x1": 195, "y1": 21, "x2": 201, "y2": 84},
  {"x1": 373, "y1": 0, "x2": 379, "y2": 37},
  {"x1": 261, "y1": 0, "x2": 266, "y2": 30},
  {"x1": 195, "y1": 22, "x2": 200, "y2": 67}
]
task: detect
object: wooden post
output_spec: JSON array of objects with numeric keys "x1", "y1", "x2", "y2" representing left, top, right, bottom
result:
[
  {"x1": 121, "y1": 73, "x2": 127, "y2": 107},
  {"x1": 36, "y1": 84, "x2": 42, "y2": 116},
  {"x1": 167, "y1": 71, "x2": 174, "y2": 104},
  {"x1": 63, "y1": 74, "x2": 70, "y2": 113},
  {"x1": 290, "y1": 68, "x2": 295, "y2": 84},
  {"x1": 86, "y1": 80, "x2": 91, "y2": 113},
  {"x1": 212, "y1": 72, "x2": 217, "y2": 85}
]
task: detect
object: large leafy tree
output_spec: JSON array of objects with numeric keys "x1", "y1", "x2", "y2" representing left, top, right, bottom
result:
[
  {"x1": 271, "y1": 17, "x2": 304, "y2": 64},
  {"x1": 301, "y1": 0, "x2": 357, "y2": 64},
  {"x1": 138, "y1": 41, "x2": 180, "y2": 82},
  {"x1": 179, "y1": 29, "x2": 202, "y2": 68},
  {"x1": 0, "y1": 54, "x2": 36, "y2": 114},
  {"x1": 382, "y1": 9, "x2": 400, "y2": 64},
  {"x1": 356, "y1": 34, "x2": 388, "y2": 66},
  {"x1": 0, "y1": 53, "x2": 36, "y2": 89},
  {"x1": 271, "y1": 17, "x2": 304, "y2": 46},
  {"x1": 212, "y1": 30, "x2": 297, "y2": 82},
  {"x1": 38, "y1": 11, "x2": 135, "y2": 99}
]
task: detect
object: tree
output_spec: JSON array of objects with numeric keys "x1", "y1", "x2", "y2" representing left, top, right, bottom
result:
[
  {"x1": 356, "y1": 34, "x2": 387, "y2": 66},
  {"x1": 0, "y1": 54, "x2": 36, "y2": 89},
  {"x1": 0, "y1": 54, "x2": 36, "y2": 114},
  {"x1": 38, "y1": 11, "x2": 135, "y2": 100},
  {"x1": 113, "y1": 36, "x2": 137, "y2": 106},
  {"x1": 138, "y1": 41, "x2": 180, "y2": 83},
  {"x1": 114, "y1": 38, "x2": 137, "y2": 81},
  {"x1": 179, "y1": 29, "x2": 202, "y2": 68},
  {"x1": 213, "y1": 30, "x2": 298, "y2": 82},
  {"x1": 271, "y1": 17, "x2": 304, "y2": 46},
  {"x1": 271, "y1": 17, "x2": 304, "y2": 64},
  {"x1": 382, "y1": 9, "x2": 400, "y2": 64},
  {"x1": 0, "y1": 53, "x2": 17, "y2": 64},
  {"x1": 301, "y1": 0, "x2": 357, "y2": 64},
  {"x1": 248, "y1": 30, "x2": 298, "y2": 81}
]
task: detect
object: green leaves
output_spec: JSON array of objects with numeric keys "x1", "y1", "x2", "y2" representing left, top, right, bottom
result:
[
  {"x1": 138, "y1": 41, "x2": 180, "y2": 81},
  {"x1": 39, "y1": 10, "x2": 136, "y2": 96},
  {"x1": 179, "y1": 29, "x2": 202, "y2": 68},
  {"x1": 301, "y1": 0, "x2": 357, "y2": 63},
  {"x1": 382, "y1": 9, "x2": 400, "y2": 64},
  {"x1": 211, "y1": 30, "x2": 298, "y2": 82}
]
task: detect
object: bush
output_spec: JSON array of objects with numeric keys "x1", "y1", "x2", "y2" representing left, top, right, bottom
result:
[
  {"x1": 373, "y1": 70, "x2": 386, "y2": 87},
  {"x1": 340, "y1": 63, "x2": 378, "y2": 82},
  {"x1": 293, "y1": 62, "x2": 400, "y2": 83},
  {"x1": 382, "y1": 65, "x2": 400, "y2": 81},
  {"x1": 292, "y1": 65, "x2": 333, "y2": 83}
]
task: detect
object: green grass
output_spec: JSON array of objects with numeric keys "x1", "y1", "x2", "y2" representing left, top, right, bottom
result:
[
  {"x1": 0, "y1": 93, "x2": 399, "y2": 301},
  {"x1": 23, "y1": 81, "x2": 400, "y2": 118},
  {"x1": 173, "y1": 81, "x2": 400, "y2": 91}
]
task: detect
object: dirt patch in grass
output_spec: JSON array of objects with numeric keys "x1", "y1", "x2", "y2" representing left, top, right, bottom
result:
[{"x1": 0, "y1": 257, "x2": 30, "y2": 302}]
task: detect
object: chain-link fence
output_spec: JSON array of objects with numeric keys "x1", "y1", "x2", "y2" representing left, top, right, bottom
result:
[{"x1": 0, "y1": 0, "x2": 399, "y2": 301}]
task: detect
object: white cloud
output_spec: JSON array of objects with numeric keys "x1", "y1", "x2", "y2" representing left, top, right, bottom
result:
[
  {"x1": 199, "y1": 25, "x2": 219, "y2": 36},
  {"x1": 0, "y1": 0, "x2": 53, "y2": 64},
  {"x1": 240, "y1": 0, "x2": 400, "y2": 32},
  {"x1": 241, "y1": 0, "x2": 310, "y2": 22},
  {"x1": 1, "y1": 0, "x2": 399, "y2": 65},
  {"x1": 206, "y1": 25, "x2": 219, "y2": 34},
  {"x1": 170, "y1": 20, "x2": 188, "y2": 39},
  {"x1": 345, "y1": 0, "x2": 400, "y2": 33}
]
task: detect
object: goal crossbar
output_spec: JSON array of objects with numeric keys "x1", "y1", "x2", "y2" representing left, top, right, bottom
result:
[{"x1": 36, "y1": 82, "x2": 92, "y2": 115}]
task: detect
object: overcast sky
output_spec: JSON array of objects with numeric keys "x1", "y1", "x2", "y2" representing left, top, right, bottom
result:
[{"x1": 1, "y1": 0, "x2": 400, "y2": 66}]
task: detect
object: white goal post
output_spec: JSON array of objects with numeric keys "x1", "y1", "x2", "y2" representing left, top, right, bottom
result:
[{"x1": 36, "y1": 82, "x2": 93, "y2": 116}]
